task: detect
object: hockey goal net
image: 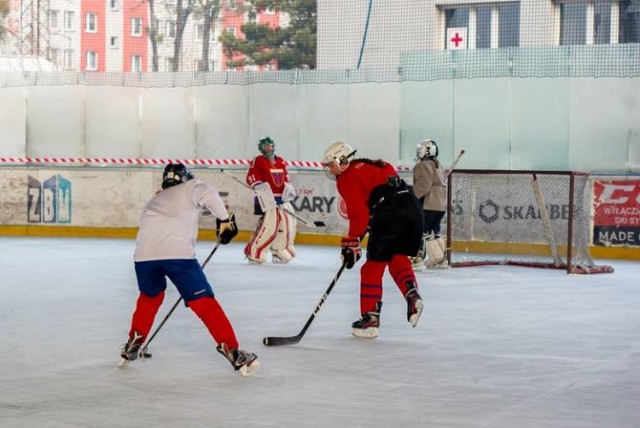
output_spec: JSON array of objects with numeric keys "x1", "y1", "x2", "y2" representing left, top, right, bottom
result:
[{"x1": 446, "y1": 170, "x2": 613, "y2": 274}]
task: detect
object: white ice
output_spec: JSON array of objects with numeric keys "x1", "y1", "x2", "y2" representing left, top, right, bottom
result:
[{"x1": 0, "y1": 236, "x2": 639, "y2": 428}]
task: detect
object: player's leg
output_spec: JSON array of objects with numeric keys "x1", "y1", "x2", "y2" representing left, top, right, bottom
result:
[
  {"x1": 244, "y1": 209, "x2": 280, "y2": 263},
  {"x1": 270, "y1": 204, "x2": 298, "y2": 263}
]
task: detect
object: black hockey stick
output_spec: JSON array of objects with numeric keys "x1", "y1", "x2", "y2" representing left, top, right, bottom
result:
[
  {"x1": 139, "y1": 240, "x2": 221, "y2": 356},
  {"x1": 221, "y1": 169, "x2": 327, "y2": 228},
  {"x1": 263, "y1": 261, "x2": 348, "y2": 346}
]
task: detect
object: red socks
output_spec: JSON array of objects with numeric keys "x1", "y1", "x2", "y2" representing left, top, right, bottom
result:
[
  {"x1": 189, "y1": 297, "x2": 239, "y2": 350},
  {"x1": 129, "y1": 292, "x2": 165, "y2": 340}
]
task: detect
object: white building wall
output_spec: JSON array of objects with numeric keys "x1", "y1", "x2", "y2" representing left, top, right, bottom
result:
[{"x1": 105, "y1": 0, "x2": 123, "y2": 72}]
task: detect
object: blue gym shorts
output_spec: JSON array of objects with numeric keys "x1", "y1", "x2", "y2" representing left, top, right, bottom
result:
[{"x1": 134, "y1": 259, "x2": 214, "y2": 302}]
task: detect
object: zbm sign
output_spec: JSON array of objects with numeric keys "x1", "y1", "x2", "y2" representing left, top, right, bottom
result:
[{"x1": 27, "y1": 175, "x2": 72, "y2": 224}]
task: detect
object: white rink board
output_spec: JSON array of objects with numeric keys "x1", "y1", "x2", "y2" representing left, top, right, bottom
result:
[{"x1": 0, "y1": 168, "x2": 350, "y2": 235}]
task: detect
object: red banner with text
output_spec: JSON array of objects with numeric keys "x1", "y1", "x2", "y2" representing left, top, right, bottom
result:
[{"x1": 593, "y1": 180, "x2": 640, "y2": 247}]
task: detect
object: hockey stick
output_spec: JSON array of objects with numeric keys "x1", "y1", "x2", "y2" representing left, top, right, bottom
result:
[
  {"x1": 138, "y1": 240, "x2": 222, "y2": 357},
  {"x1": 263, "y1": 261, "x2": 348, "y2": 346},
  {"x1": 221, "y1": 169, "x2": 326, "y2": 228},
  {"x1": 444, "y1": 149, "x2": 466, "y2": 178}
]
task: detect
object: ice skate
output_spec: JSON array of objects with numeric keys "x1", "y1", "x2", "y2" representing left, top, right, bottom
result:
[
  {"x1": 216, "y1": 343, "x2": 260, "y2": 376},
  {"x1": 118, "y1": 331, "x2": 144, "y2": 367},
  {"x1": 405, "y1": 283, "x2": 423, "y2": 328},
  {"x1": 351, "y1": 302, "x2": 382, "y2": 338},
  {"x1": 410, "y1": 256, "x2": 425, "y2": 272},
  {"x1": 271, "y1": 254, "x2": 289, "y2": 264}
]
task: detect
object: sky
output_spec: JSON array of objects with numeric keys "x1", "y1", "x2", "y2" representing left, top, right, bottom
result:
[{"x1": 0, "y1": 237, "x2": 638, "y2": 428}]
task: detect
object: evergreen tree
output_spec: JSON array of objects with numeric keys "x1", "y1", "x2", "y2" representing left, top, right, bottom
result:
[{"x1": 220, "y1": 0, "x2": 316, "y2": 70}]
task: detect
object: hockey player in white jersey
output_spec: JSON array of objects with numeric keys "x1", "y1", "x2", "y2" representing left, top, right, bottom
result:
[{"x1": 120, "y1": 163, "x2": 259, "y2": 376}]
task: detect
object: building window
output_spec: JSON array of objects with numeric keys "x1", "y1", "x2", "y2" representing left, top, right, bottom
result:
[
  {"x1": 476, "y1": 6, "x2": 492, "y2": 49},
  {"x1": 64, "y1": 49, "x2": 74, "y2": 70},
  {"x1": 444, "y1": 2, "x2": 520, "y2": 50},
  {"x1": 498, "y1": 2, "x2": 520, "y2": 47},
  {"x1": 131, "y1": 18, "x2": 142, "y2": 36},
  {"x1": 131, "y1": 55, "x2": 142, "y2": 72},
  {"x1": 165, "y1": 21, "x2": 176, "y2": 38},
  {"x1": 48, "y1": 48, "x2": 60, "y2": 65},
  {"x1": 560, "y1": 2, "x2": 587, "y2": 45},
  {"x1": 64, "y1": 11, "x2": 74, "y2": 31},
  {"x1": 165, "y1": 57, "x2": 175, "y2": 71},
  {"x1": 110, "y1": 0, "x2": 119, "y2": 10},
  {"x1": 594, "y1": 0, "x2": 612, "y2": 44},
  {"x1": 85, "y1": 13, "x2": 97, "y2": 33},
  {"x1": 110, "y1": 36, "x2": 118, "y2": 48},
  {"x1": 86, "y1": 51, "x2": 98, "y2": 70},
  {"x1": 225, "y1": 27, "x2": 236, "y2": 37},
  {"x1": 227, "y1": 0, "x2": 236, "y2": 10},
  {"x1": 620, "y1": 0, "x2": 640, "y2": 43},
  {"x1": 49, "y1": 10, "x2": 59, "y2": 29},
  {"x1": 556, "y1": 0, "x2": 640, "y2": 45}
]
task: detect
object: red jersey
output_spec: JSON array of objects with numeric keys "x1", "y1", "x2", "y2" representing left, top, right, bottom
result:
[
  {"x1": 246, "y1": 155, "x2": 290, "y2": 196},
  {"x1": 336, "y1": 160, "x2": 398, "y2": 238}
]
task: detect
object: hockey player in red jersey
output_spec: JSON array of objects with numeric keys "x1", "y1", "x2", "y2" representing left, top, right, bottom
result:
[
  {"x1": 120, "y1": 163, "x2": 259, "y2": 376},
  {"x1": 244, "y1": 136, "x2": 297, "y2": 264},
  {"x1": 322, "y1": 142, "x2": 425, "y2": 338}
]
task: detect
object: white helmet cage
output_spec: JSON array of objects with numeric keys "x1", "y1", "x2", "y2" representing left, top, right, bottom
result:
[
  {"x1": 322, "y1": 141, "x2": 356, "y2": 179},
  {"x1": 416, "y1": 139, "x2": 438, "y2": 160}
]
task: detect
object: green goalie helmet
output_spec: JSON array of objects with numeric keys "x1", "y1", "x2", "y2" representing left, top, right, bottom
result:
[{"x1": 258, "y1": 137, "x2": 276, "y2": 159}]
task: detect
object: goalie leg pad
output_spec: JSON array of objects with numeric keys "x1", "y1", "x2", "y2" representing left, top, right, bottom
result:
[
  {"x1": 270, "y1": 204, "x2": 297, "y2": 262},
  {"x1": 244, "y1": 210, "x2": 279, "y2": 263},
  {"x1": 425, "y1": 238, "x2": 445, "y2": 268}
]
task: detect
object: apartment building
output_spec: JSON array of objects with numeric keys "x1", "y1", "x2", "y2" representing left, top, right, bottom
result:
[{"x1": 1, "y1": 0, "x2": 285, "y2": 72}]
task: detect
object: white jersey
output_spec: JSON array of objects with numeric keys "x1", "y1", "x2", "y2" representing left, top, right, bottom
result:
[{"x1": 134, "y1": 179, "x2": 229, "y2": 262}]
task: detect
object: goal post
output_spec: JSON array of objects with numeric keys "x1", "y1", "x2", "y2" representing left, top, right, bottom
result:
[{"x1": 446, "y1": 169, "x2": 613, "y2": 274}]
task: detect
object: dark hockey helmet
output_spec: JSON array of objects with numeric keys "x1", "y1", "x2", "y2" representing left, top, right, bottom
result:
[
  {"x1": 162, "y1": 163, "x2": 194, "y2": 189},
  {"x1": 258, "y1": 136, "x2": 275, "y2": 159}
]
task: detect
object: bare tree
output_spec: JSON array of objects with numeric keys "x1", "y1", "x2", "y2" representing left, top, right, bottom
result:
[
  {"x1": 147, "y1": 0, "x2": 160, "y2": 71},
  {"x1": 173, "y1": 0, "x2": 195, "y2": 71},
  {"x1": 197, "y1": 0, "x2": 222, "y2": 71}
]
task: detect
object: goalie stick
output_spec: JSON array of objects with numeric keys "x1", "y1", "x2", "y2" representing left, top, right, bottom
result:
[
  {"x1": 125, "y1": 240, "x2": 222, "y2": 365},
  {"x1": 263, "y1": 261, "x2": 347, "y2": 346},
  {"x1": 444, "y1": 149, "x2": 466, "y2": 178},
  {"x1": 221, "y1": 169, "x2": 326, "y2": 228}
]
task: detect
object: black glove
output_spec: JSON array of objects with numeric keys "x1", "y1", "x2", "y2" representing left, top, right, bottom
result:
[
  {"x1": 216, "y1": 212, "x2": 238, "y2": 245},
  {"x1": 340, "y1": 236, "x2": 362, "y2": 269}
]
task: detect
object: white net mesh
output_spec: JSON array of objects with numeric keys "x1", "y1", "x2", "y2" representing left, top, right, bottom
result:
[{"x1": 448, "y1": 170, "x2": 613, "y2": 274}]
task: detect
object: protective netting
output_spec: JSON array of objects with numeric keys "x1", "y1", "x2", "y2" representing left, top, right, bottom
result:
[
  {"x1": 0, "y1": 1, "x2": 639, "y2": 87},
  {"x1": 448, "y1": 170, "x2": 614, "y2": 274}
]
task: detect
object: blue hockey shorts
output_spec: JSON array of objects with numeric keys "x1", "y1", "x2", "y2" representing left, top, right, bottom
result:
[{"x1": 134, "y1": 259, "x2": 214, "y2": 302}]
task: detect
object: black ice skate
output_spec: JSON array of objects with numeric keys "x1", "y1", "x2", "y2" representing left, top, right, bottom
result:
[
  {"x1": 405, "y1": 282, "x2": 424, "y2": 328},
  {"x1": 351, "y1": 302, "x2": 382, "y2": 338},
  {"x1": 216, "y1": 343, "x2": 260, "y2": 376},
  {"x1": 118, "y1": 331, "x2": 145, "y2": 368}
]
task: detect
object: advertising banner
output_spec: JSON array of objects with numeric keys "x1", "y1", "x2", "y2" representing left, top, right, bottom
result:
[
  {"x1": 0, "y1": 169, "x2": 350, "y2": 235},
  {"x1": 593, "y1": 180, "x2": 640, "y2": 247}
]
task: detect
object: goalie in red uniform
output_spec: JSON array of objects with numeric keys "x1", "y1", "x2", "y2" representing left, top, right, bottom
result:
[
  {"x1": 322, "y1": 141, "x2": 425, "y2": 338},
  {"x1": 244, "y1": 137, "x2": 297, "y2": 264}
]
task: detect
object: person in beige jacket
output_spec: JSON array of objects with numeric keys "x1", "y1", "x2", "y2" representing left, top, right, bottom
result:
[{"x1": 411, "y1": 139, "x2": 447, "y2": 269}]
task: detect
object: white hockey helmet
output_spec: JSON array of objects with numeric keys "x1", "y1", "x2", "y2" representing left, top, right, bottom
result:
[
  {"x1": 416, "y1": 139, "x2": 438, "y2": 161},
  {"x1": 322, "y1": 141, "x2": 356, "y2": 179}
]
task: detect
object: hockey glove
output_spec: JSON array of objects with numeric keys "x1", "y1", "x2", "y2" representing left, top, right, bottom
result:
[
  {"x1": 340, "y1": 236, "x2": 362, "y2": 269},
  {"x1": 216, "y1": 212, "x2": 238, "y2": 245}
]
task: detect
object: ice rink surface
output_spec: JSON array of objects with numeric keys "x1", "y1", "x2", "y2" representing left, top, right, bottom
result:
[{"x1": 0, "y1": 236, "x2": 638, "y2": 428}]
